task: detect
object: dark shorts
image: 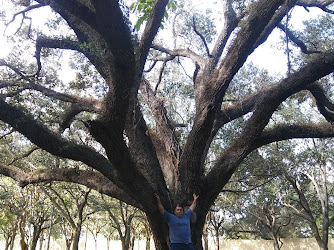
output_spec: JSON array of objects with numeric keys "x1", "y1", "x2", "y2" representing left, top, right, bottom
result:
[{"x1": 170, "y1": 243, "x2": 195, "y2": 250}]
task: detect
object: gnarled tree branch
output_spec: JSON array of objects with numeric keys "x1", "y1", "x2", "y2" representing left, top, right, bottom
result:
[
  {"x1": 138, "y1": 0, "x2": 169, "y2": 74},
  {"x1": 0, "y1": 98, "x2": 118, "y2": 184},
  {"x1": 204, "y1": 49, "x2": 334, "y2": 208},
  {"x1": 277, "y1": 23, "x2": 321, "y2": 54},
  {"x1": 139, "y1": 78, "x2": 182, "y2": 188},
  {"x1": 192, "y1": 15, "x2": 210, "y2": 57},
  {"x1": 208, "y1": 0, "x2": 239, "y2": 71},
  {"x1": 307, "y1": 82, "x2": 334, "y2": 122},
  {"x1": 252, "y1": 123, "x2": 334, "y2": 149},
  {"x1": 0, "y1": 164, "x2": 139, "y2": 208},
  {"x1": 151, "y1": 44, "x2": 206, "y2": 68},
  {"x1": 297, "y1": 0, "x2": 334, "y2": 14}
]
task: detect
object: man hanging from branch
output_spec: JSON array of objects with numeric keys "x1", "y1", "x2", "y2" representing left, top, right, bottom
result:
[{"x1": 155, "y1": 193, "x2": 199, "y2": 250}]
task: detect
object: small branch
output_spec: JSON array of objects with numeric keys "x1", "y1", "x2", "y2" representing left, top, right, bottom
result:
[
  {"x1": 8, "y1": 146, "x2": 39, "y2": 166},
  {"x1": 0, "y1": 59, "x2": 30, "y2": 79},
  {"x1": 277, "y1": 23, "x2": 321, "y2": 54},
  {"x1": 284, "y1": 173, "x2": 316, "y2": 222},
  {"x1": 154, "y1": 61, "x2": 167, "y2": 94},
  {"x1": 307, "y1": 83, "x2": 334, "y2": 122},
  {"x1": 144, "y1": 60, "x2": 158, "y2": 73},
  {"x1": 41, "y1": 186, "x2": 76, "y2": 228},
  {"x1": 5, "y1": 4, "x2": 46, "y2": 36},
  {"x1": 329, "y1": 213, "x2": 334, "y2": 226},
  {"x1": 285, "y1": 7, "x2": 293, "y2": 75},
  {"x1": 302, "y1": 170, "x2": 325, "y2": 209},
  {"x1": 35, "y1": 37, "x2": 83, "y2": 76},
  {"x1": 209, "y1": 0, "x2": 238, "y2": 70},
  {"x1": 297, "y1": 0, "x2": 334, "y2": 14},
  {"x1": 222, "y1": 177, "x2": 275, "y2": 194},
  {"x1": 0, "y1": 129, "x2": 14, "y2": 139},
  {"x1": 138, "y1": 0, "x2": 169, "y2": 73},
  {"x1": 192, "y1": 16, "x2": 210, "y2": 57},
  {"x1": 151, "y1": 44, "x2": 205, "y2": 68}
]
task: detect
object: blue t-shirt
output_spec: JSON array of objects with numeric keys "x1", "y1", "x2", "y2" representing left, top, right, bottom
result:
[{"x1": 163, "y1": 209, "x2": 192, "y2": 243}]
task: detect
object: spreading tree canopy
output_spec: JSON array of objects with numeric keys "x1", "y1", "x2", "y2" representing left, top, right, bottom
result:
[{"x1": 0, "y1": 0, "x2": 334, "y2": 249}]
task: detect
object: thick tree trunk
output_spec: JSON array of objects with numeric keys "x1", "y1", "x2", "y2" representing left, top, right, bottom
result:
[
  {"x1": 147, "y1": 212, "x2": 170, "y2": 250},
  {"x1": 315, "y1": 239, "x2": 327, "y2": 250},
  {"x1": 192, "y1": 207, "x2": 211, "y2": 250},
  {"x1": 121, "y1": 238, "x2": 127, "y2": 250},
  {"x1": 70, "y1": 226, "x2": 82, "y2": 250}
]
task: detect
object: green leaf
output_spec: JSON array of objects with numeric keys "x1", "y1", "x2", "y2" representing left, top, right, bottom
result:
[{"x1": 135, "y1": 16, "x2": 146, "y2": 30}]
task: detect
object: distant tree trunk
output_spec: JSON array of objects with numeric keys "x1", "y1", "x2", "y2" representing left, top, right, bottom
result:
[
  {"x1": 30, "y1": 224, "x2": 43, "y2": 250},
  {"x1": 4, "y1": 220, "x2": 18, "y2": 250},
  {"x1": 64, "y1": 235, "x2": 72, "y2": 250},
  {"x1": 94, "y1": 237, "x2": 98, "y2": 250},
  {"x1": 215, "y1": 229, "x2": 220, "y2": 250},
  {"x1": 130, "y1": 235, "x2": 135, "y2": 250},
  {"x1": 38, "y1": 234, "x2": 44, "y2": 250},
  {"x1": 19, "y1": 214, "x2": 28, "y2": 250},
  {"x1": 46, "y1": 208, "x2": 55, "y2": 250},
  {"x1": 106, "y1": 238, "x2": 110, "y2": 250},
  {"x1": 271, "y1": 232, "x2": 282, "y2": 250},
  {"x1": 70, "y1": 225, "x2": 82, "y2": 250},
  {"x1": 145, "y1": 236, "x2": 151, "y2": 250},
  {"x1": 83, "y1": 227, "x2": 88, "y2": 250},
  {"x1": 285, "y1": 167, "x2": 331, "y2": 250},
  {"x1": 20, "y1": 240, "x2": 28, "y2": 250},
  {"x1": 315, "y1": 239, "x2": 327, "y2": 250},
  {"x1": 202, "y1": 220, "x2": 209, "y2": 250}
]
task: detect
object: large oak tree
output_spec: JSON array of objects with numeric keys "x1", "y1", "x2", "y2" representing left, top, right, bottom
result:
[{"x1": 1, "y1": 0, "x2": 334, "y2": 249}]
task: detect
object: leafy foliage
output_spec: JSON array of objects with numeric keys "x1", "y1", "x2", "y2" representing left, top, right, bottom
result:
[{"x1": 130, "y1": 0, "x2": 177, "y2": 30}]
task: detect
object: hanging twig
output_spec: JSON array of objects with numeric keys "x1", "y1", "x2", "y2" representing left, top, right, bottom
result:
[{"x1": 192, "y1": 15, "x2": 210, "y2": 57}]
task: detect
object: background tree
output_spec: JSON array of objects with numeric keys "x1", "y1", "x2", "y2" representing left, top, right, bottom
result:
[
  {"x1": 0, "y1": 178, "x2": 20, "y2": 250},
  {"x1": 25, "y1": 186, "x2": 53, "y2": 250},
  {"x1": 0, "y1": 0, "x2": 334, "y2": 249},
  {"x1": 41, "y1": 183, "x2": 91, "y2": 250},
  {"x1": 99, "y1": 195, "x2": 139, "y2": 250},
  {"x1": 247, "y1": 184, "x2": 293, "y2": 250},
  {"x1": 281, "y1": 140, "x2": 334, "y2": 250},
  {"x1": 134, "y1": 213, "x2": 153, "y2": 250},
  {"x1": 84, "y1": 213, "x2": 107, "y2": 250}
]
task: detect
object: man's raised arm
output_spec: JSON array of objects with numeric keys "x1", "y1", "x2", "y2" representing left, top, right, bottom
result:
[
  {"x1": 155, "y1": 194, "x2": 165, "y2": 215},
  {"x1": 189, "y1": 193, "x2": 199, "y2": 211}
]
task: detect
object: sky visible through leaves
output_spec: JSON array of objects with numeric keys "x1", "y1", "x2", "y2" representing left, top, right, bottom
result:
[{"x1": 0, "y1": 1, "x2": 326, "y2": 80}]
